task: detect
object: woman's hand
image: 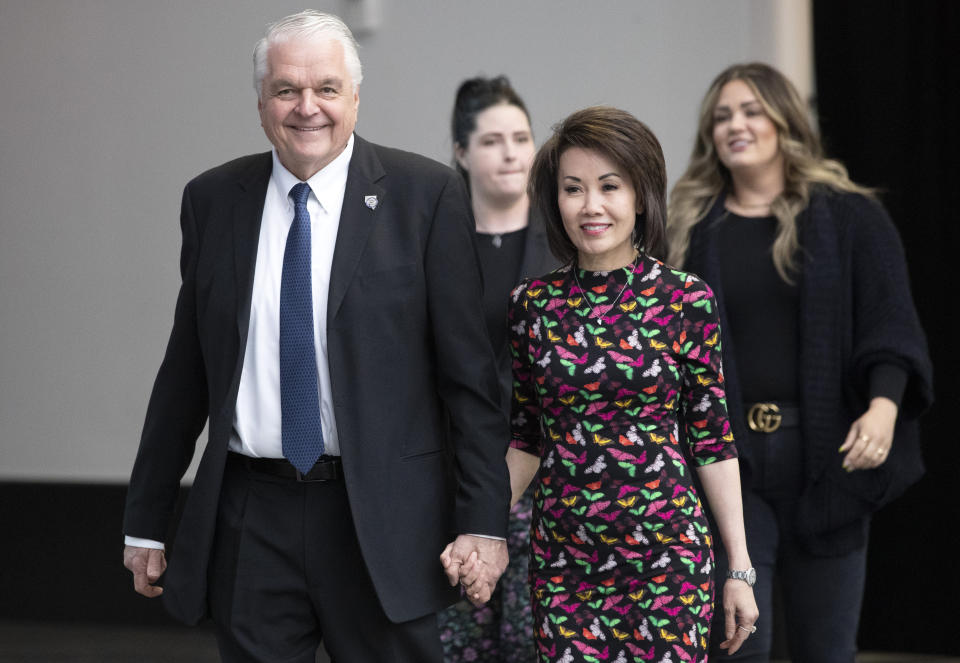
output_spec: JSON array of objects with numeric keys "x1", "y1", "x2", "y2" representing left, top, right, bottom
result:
[
  {"x1": 718, "y1": 578, "x2": 759, "y2": 654},
  {"x1": 694, "y1": 459, "x2": 757, "y2": 653},
  {"x1": 839, "y1": 396, "x2": 898, "y2": 471}
]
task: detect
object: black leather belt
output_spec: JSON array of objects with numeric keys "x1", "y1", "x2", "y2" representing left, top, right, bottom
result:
[
  {"x1": 228, "y1": 451, "x2": 343, "y2": 482},
  {"x1": 745, "y1": 402, "x2": 800, "y2": 433}
]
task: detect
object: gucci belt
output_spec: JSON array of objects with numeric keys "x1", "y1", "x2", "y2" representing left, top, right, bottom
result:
[{"x1": 745, "y1": 402, "x2": 800, "y2": 433}]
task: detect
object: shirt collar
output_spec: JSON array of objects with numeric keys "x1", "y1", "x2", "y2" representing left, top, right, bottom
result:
[{"x1": 270, "y1": 133, "x2": 355, "y2": 212}]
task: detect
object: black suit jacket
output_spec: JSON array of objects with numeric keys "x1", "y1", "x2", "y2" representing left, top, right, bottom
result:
[{"x1": 124, "y1": 136, "x2": 510, "y2": 624}]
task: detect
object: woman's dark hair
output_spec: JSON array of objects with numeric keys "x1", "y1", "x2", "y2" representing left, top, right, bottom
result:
[
  {"x1": 451, "y1": 75, "x2": 531, "y2": 183},
  {"x1": 530, "y1": 106, "x2": 668, "y2": 264}
]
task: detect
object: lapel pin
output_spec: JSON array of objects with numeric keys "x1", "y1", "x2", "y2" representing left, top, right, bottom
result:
[{"x1": 364, "y1": 195, "x2": 379, "y2": 210}]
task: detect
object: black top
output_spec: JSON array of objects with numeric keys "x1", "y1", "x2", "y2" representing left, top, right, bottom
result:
[
  {"x1": 717, "y1": 212, "x2": 801, "y2": 403},
  {"x1": 476, "y1": 227, "x2": 527, "y2": 353}
]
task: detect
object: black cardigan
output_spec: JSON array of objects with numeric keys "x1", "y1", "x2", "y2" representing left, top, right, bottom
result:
[{"x1": 685, "y1": 189, "x2": 933, "y2": 555}]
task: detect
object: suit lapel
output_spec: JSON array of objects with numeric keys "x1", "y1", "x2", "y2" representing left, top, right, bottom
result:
[
  {"x1": 520, "y1": 208, "x2": 553, "y2": 279},
  {"x1": 327, "y1": 135, "x2": 386, "y2": 322},
  {"x1": 232, "y1": 153, "x2": 273, "y2": 340}
]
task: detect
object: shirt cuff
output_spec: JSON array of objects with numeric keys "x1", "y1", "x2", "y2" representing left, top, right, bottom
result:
[
  {"x1": 868, "y1": 363, "x2": 908, "y2": 408},
  {"x1": 466, "y1": 533, "x2": 507, "y2": 541},
  {"x1": 125, "y1": 536, "x2": 165, "y2": 551}
]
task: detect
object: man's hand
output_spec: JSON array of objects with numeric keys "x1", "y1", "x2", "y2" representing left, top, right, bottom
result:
[
  {"x1": 123, "y1": 545, "x2": 166, "y2": 598},
  {"x1": 439, "y1": 535, "x2": 508, "y2": 607}
]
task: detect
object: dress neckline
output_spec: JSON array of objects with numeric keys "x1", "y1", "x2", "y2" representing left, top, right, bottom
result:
[{"x1": 573, "y1": 257, "x2": 642, "y2": 286}]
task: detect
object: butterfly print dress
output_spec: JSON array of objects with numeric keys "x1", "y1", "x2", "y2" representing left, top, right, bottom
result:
[{"x1": 508, "y1": 254, "x2": 737, "y2": 663}]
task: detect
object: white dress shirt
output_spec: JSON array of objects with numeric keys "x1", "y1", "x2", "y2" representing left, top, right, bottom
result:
[
  {"x1": 229, "y1": 136, "x2": 353, "y2": 459},
  {"x1": 125, "y1": 136, "x2": 354, "y2": 550}
]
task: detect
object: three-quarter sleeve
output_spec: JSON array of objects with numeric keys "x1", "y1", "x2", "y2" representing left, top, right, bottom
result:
[
  {"x1": 678, "y1": 277, "x2": 738, "y2": 466},
  {"x1": 507, "y1": 279, "x2": 544, "y2": 457}
]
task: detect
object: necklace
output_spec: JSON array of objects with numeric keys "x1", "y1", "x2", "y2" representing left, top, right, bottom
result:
[
  {"x1": 478, "y1": 228, "x2": 523, "y2": 249},
  {"x1": 476, "y1": 218, "x2": 527, "y2": 248},
  {"x1": 571, "y1": 258, "x2": 637, "y2": 324}
]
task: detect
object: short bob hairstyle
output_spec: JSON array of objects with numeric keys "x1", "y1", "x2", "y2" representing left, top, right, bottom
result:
[{"x1": 530, "y1": 106, "x2": 667, "y2": 265}]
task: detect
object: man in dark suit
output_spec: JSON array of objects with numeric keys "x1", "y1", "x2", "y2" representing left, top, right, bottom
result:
[{"x1": 122, "y1": 10, "x2": 510, "y2": 662}]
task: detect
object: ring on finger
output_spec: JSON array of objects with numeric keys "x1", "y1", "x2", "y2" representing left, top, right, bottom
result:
[
  {"x1": 858, "y1": 434, "x2": 870, "y2": 442},
  {"x1": 875, "y1": 448, "x2": 885, "y2": 456},
  {"x1": 737, "y1": 624, "x2": 757, "y2": 634}
]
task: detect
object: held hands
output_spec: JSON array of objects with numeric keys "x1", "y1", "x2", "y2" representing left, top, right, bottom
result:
[
  {"x1": 439, "y1": 534, "x2": 508, "y2": 608},
  {"x1": 718, "y1": 578, "x2": 759, "y2": 655},
  {"x1": 839, "y1": 396, "x2": 898, "y2": 471},
  {"x1": 123, "y1": 545, "x2": 166, "y2": 598}
]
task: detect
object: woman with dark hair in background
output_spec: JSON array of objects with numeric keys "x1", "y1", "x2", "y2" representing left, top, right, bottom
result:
[
  {"x1": 505, "y1": 106, "x2": 757, "y2": 662},
  {"x1": 438, "y1": 75, "x2": 554, "y2": 663},
  {"x1": 667, "y1": 62, "x2": 933, "y2": 662}
]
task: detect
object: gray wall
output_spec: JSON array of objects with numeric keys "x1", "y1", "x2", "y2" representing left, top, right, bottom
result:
[{"x1": 0, "y1": 0, "x2": 795, "y2": 481}]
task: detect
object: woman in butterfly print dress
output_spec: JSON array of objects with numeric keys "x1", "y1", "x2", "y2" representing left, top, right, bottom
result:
[
  {"x1": 504, "y1": 107, "x2": 758, "y2": 663},
  {"x1": 667, "y1": 64, "x2": 933, "y2": 662}
]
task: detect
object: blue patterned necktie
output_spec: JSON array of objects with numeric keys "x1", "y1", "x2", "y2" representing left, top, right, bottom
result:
[{"x1": 280, "y1": 182, "x2": 325, "y2": 474}]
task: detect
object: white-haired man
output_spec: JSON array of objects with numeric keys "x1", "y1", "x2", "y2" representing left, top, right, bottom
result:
[{"x1": 122, "y1": 10, "x2": 510, "y2": 661}]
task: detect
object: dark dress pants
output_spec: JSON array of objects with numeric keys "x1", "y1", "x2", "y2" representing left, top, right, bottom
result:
[
  {"x1": 208, "y1": 454, "x2": 443, "y2": 663},
  {"x1": 710, "y1": 427, "x2": 867, "y2": 663}
]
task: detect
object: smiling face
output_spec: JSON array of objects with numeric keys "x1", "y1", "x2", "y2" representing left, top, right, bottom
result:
[
  {"x1": 258, "y1": 36, "x2": 359, "y2": 180},
  {"x1": 711, "y1": 79, "x2": 782, "y2": 177},
  {"x1": 455, "y1": 103, "x2": 535, "y2": 206},
  {"x1": 558, "y1": 147, "x2": 639, "y2": 271}
]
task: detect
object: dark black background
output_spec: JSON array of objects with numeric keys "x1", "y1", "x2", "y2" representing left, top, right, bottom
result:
[{"x1": 814, "y1": 0, "x2": 959, "y2": 655}]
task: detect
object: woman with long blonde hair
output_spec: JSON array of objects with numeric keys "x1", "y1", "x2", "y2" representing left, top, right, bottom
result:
[{"x1": 667, "y1": 63, "x2": 932, "y2": 662}]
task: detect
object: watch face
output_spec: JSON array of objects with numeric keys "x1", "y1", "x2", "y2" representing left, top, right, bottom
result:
[{"x1": 728, "y1": 568, "x2": 757, "y2": 586}]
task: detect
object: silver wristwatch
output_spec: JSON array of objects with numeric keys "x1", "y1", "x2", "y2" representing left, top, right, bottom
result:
[{"x1": 726, "y1": 567, "x2": 757, "y2": 586}]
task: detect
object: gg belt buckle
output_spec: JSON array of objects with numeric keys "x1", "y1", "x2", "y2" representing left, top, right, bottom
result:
[{"x1": 747, "y1": 402, "x2": 782, "y2": 433}]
